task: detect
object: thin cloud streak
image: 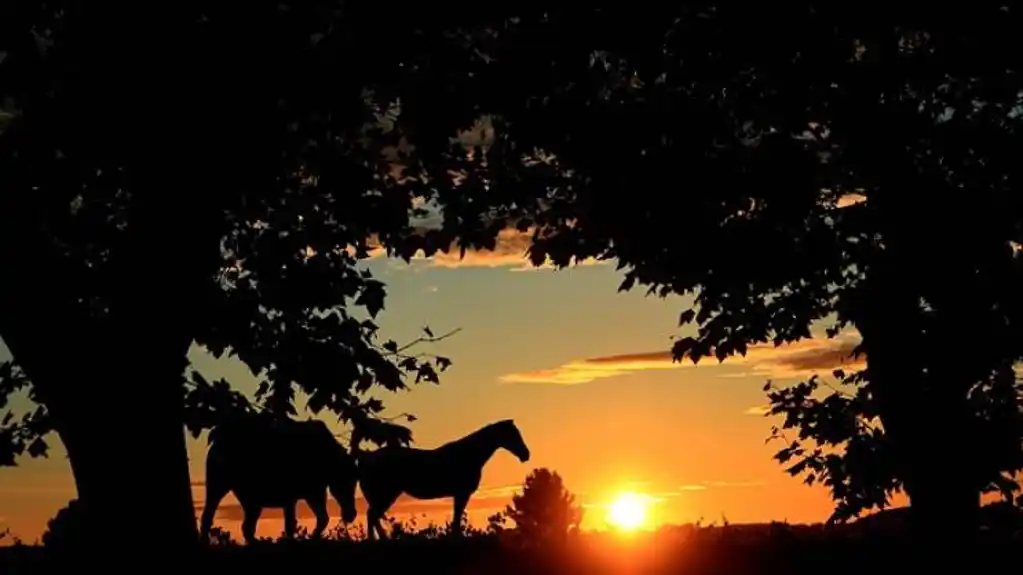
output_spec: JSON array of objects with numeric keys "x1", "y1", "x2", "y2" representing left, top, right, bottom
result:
[{"x1": 500, "y1": 336, "x2": 863, "y2": 385}]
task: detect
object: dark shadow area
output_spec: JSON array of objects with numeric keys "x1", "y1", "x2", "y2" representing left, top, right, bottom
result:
[
  {"x1": 3, "y1": 4, "x2": 1023, "y2": 571},
  {"x1": 5, "y1": 469, "x2": 1022, "y2": 573},
  {"x1": 2, "y1": 508, "x2": 1021, "y2": 575}
]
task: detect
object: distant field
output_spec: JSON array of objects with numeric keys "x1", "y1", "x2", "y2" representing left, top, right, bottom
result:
[{"x1": 2, "y1": 521, "x2": 1020, "y2": 575}]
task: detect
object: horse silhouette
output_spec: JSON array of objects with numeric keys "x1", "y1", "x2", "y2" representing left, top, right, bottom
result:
[
  {"x1": 198, "y1": 415, "x2": 358, "y2": 544},
  {"x1": 357, "y1": 419, "x2": 531, "y2": 539}
]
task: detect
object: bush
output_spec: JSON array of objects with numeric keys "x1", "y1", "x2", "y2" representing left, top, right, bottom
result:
[
  {"x1": 40, "y1": 499, "x2": 87, "y2": 550},
  {"x1": 501, "y1": 468, "x2": 583, "y2": 545}
]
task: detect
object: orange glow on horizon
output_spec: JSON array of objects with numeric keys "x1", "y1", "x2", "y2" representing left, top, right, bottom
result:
[{"x1": 606, "y1": 492, "x2": 653, "y2": 532}]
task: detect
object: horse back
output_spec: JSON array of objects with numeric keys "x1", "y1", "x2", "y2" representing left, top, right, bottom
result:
[
  {"x1": 359, "y1": 446, "x2": 482, "y2": 500},
  {"x1": 206, "y1": 418, "x2": 336, "y2": 505}
]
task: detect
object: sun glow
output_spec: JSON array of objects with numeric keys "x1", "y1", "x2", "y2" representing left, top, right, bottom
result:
[{"x1": 607, "y1": 492, "x2": 650, "y2": 531}]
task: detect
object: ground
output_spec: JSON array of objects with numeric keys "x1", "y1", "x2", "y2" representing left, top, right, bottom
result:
[{"x1": 1, "y1": 520, "x2": 1020, "y2": 574}]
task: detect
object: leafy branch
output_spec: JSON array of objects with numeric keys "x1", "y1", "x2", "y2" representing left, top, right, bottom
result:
[
  {"x1": 764, "y1": 369, "x2": 899, "y2": 523},
  {"x1": 0, "y1": 361, "x2": 52, "y2": 466}
]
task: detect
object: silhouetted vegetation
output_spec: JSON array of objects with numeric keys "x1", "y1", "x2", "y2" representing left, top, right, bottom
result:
[
  {"x1": 494, "y1": 467, "x2": 584, "y2": 545},
  {"x1": 3, "y1": 509, "x2": 1022, "y2": 575},
  {"x1": 0, "y1": 2, "x2": 493, "y2": 551},
  {"x1": 5, "y1": 476, "x2": 1023, "y2": 573},
  {"x1": 38, "y1": 498, "x2": 84, "y2": 551},
  {"x1": 4, "y1": 2, "x2": 1023, "y2": 563},
  {"x1": 376, "y1": 5, "x2": 1023, "y2": 540}
]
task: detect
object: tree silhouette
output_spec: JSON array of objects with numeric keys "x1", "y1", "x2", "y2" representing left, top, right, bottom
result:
[
  {"x1": 0, "y1": 3, "x2": 517, "y2": 554},
  {"x1": 403, "y1": 5, "x2": 1023, "y2": 541},
  {"x1": 40, "y1": 499, "x2": 86, "y2": 550},
  {"x1": 502, "y1": 468, "x2": 583, "y2": 544}
]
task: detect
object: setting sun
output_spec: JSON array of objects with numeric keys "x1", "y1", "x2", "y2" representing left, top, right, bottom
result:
[{"x1": 606, "y1": 492, "x2": 650, "y2": 531}]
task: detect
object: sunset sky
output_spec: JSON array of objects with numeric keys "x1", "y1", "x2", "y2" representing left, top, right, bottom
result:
[{"x1": 0, "y1": 232, "x2": 882, "y2": 542}]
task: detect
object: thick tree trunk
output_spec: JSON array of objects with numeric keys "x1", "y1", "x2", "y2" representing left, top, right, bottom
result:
[
  {"x1": 27, "y1": 333, "x2": 200, "y2": 561},
  {"x1": 903, "y1": 462, "x2": 980, "y2": 544},
  {"x1": 0, "y1": 3, "x2": 241, "y2": 562},
  {"x1": 857, "y1": 274, "x2": 982, "y2": 552},
  {"x1": 57, "y1": 382, "x2": 198, "y2": 553}
]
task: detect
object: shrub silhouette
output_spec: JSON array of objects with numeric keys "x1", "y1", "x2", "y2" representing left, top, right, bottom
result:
[
  {"x1": 502, "y1": 468, "x2": 583, "y2": 545},
  {"x1": 40, "y1": 498, "x2": 87, "y2": 549}
]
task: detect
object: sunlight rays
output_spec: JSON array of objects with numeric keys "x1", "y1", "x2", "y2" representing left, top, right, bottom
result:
[{"x1": 606, "y1": 492, "x2": 653, "y2": 532}]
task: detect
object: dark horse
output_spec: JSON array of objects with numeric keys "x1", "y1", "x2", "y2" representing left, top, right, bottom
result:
[
  {"x1": 357, "y1": 419, "x2": 530, "y2": 539},
  {"x1": 199, "y1": 415, "x2": 359, "y2": 544}
]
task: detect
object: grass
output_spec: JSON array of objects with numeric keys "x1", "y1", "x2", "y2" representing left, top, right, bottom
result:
[{"x1": 2, "y1": 518, "x2": 1021, "y2": 574}]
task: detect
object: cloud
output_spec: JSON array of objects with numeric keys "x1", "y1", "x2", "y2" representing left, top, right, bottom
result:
[
  {"x1": 670, "y1": 481, "x2": 766, "y2": 494},
  {"x1": 499, "y1": 336, "x2": 863, "y2": 385},
  {"x1": 703, "y1": 481, "x2": 766, "y2": 488},
  {"x1": 743, "y1": 405, "x2": 772, "y2": 416}
]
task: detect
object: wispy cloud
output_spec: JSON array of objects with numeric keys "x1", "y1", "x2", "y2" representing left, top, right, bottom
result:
[
  {"x1": 743, "y1": 405, "x2": 773, "y2": 417},
  {"x1": 499, "y1": 336, "x2": 863, "y2": 385}
]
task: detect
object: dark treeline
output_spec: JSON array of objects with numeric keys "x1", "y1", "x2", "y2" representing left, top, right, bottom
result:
[{"x1": 1, "y1": 3, "x2": 1021, "y2": 566}]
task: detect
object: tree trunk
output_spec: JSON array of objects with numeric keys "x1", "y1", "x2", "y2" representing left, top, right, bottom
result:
[
  {"x1": 856, "y1": 273, "x2": 982, "y2": 552},
  {"x1": 903, "y1": 461, "x2": 980, "y2": 545},
  {"x1": 57, "y1": 382, "x2": 198, "y2": 554},
  {"x1": 33, "y1": 335, "x2": 200, "y2": 562}
]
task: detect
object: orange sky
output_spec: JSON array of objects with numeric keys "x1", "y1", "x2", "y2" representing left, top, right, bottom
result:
[{"x1": 0, "y1": 230, "x2": 896, "y2": 543}]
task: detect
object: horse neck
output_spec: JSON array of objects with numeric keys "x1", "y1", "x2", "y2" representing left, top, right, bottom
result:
[{"x1": 449, "y1": 426, "x2": 503, "y2": 467}]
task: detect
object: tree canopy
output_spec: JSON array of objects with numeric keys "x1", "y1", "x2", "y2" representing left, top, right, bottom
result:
[
  {"x1": 414, "y1": 5, "x2": 1023, "y2": 527},
  {"x1": 0, "y1": 2, "x2": 524, "y2": 548},
  {"x1": 2, "y1": 2, "x2": 1022, "y2": 547}
]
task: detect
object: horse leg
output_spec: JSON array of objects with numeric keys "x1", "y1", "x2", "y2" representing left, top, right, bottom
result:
[
  {"x1": 306, "y1": 491, "x2": 329, "y2": 539},
  {"x1": 451, "y1": 493, "x2": 469, "y2": 537},
  {"x1": 199, "y1": 480, "x2": 229, "y2": 543},
  {"x1": 241, "y1": 505, "x2": 262, "y2": 545},
  {"x1": 365, "y1": 490, "x2": 400, "y2": 541},
  {"x1": 366, "y1": 506, "x2": 385, "y2": 541},
  {"x1": 283, "y1": 502, "x2": 297, "y2": 540}
]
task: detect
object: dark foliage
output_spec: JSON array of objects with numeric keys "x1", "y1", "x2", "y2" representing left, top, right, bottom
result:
[
  {"x1": 379, "y1": 5, "x2": 1023, "y2": 527},
  {"x1": 4, "y1": 1, "x2": 1023, "y2": 548},
  {"x1": 0, "y1": 1, "x2": 516, "y2": 547},
  {"x1": 498, "y1": 467, "x2": 583, "y2": 544},
  {"x1": 2, "y1": 515, "x2": 1022, "y2": 575},
  {"x1": 38, "y1": 498, "x2": 85, "y2": 551}
]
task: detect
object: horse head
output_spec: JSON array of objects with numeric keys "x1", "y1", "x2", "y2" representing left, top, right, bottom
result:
[
  {"x1": 327, "y1": 445, "x2": 359, "y2": 525},
  {"x1": 494, "y1": 419, "x2": 531, "y2": 463},
  {"x1": 304, "y1": 420, "x2": 358, "y2": 524}
]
